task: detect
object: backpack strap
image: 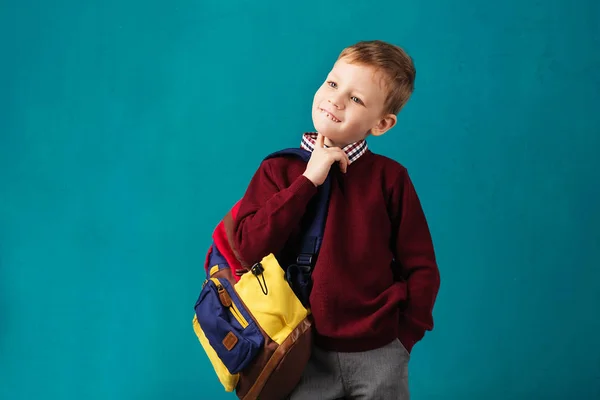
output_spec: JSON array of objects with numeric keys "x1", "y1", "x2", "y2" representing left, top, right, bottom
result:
[{"x1": 263, "y1": 148, "x2": 331, "y2": 307}]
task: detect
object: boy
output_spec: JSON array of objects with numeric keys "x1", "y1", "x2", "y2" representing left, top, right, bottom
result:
[{"x1": 232, "y1": 40, "x2": 440, "y2": 399}]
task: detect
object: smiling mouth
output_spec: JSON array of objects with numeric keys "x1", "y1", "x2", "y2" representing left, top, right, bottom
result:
[{"x1": 319, "y1": 108, "x2": 341, "y2": 122}]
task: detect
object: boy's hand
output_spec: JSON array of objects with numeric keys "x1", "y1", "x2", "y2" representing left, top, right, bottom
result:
[{"x1": 303, "y1": 133, "x2": 349, "y2": 186}]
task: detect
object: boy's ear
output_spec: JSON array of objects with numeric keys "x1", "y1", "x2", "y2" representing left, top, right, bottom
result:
[{"x1": 371, "y1": 113, "x2": 397, "y2": 137}]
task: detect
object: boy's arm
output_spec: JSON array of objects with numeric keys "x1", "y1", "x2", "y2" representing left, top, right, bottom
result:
[
  {"x1": 233, "y1": 160, "x2": 318, "y2": 266},
  {"x1": 393, "y1": 168, "x2": 441, "y2": 351},
  {"x1": 234, "y1": 134, "x2": 349, "y2": 266}
]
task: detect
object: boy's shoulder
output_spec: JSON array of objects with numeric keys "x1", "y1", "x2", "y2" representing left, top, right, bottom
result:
[
  {"x1": 367, "y1": 151, "x2": 407, "y2": 170},
  {"x1": 258, "y1": 151, "x2": 307, "y2": 170},
  {"x1": 252, "y1": 150, "x2": 309, "y2": 182},
  {"x1": 363, "y1": 150, "x2": 409, "y2": 180}
]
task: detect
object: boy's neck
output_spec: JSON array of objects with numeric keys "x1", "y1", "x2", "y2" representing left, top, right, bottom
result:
[{"x1": 324, "y1": 138, "x2": 346, "y2": 148}]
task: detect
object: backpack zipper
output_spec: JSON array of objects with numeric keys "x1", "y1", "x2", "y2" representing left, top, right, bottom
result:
[{"x1": 212, "y1": 278, "x2": 249, "y2": 329}]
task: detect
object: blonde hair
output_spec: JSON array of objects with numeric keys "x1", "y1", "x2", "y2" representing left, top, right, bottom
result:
[{"x1": 338, "y1": 40, "x2": 416, "y2": 114}]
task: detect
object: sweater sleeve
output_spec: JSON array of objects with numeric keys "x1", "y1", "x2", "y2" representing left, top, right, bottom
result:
[
  {"x1": 233, "y1": 159, "x2": 319, "y2": 266},
  {"x1": 392, "y1": 168, "x2": 441, "y2": 351}
]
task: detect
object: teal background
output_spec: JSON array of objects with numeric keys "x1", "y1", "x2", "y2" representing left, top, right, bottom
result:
[{"x1": 1, "y1": 0, "x2": 599, "y2": 398}]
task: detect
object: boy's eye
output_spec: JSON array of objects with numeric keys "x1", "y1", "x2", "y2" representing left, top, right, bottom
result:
[
  {"x1": 327, "y1": 81, "x2": 337, "y2": 88},
  {"x1": 351, "y1": 96, "x2": 363, "y2": 105}
]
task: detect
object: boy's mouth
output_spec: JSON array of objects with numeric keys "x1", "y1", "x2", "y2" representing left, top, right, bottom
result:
[{"x1": 319, "y1": 108, "x2": 341, "y2": 122}]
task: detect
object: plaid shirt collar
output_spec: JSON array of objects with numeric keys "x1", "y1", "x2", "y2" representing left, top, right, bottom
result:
[{"x1": 300, "y1": 133, "x2": 368, "y2": 165}]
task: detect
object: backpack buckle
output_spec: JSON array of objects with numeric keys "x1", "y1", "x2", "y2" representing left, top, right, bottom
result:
[{"x1": 296, "y1": 253, "x2": 313, "y2": 267}]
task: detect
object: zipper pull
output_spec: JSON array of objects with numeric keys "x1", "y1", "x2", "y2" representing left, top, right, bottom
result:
[{"x1": 216, "y1": 283, "x2": 232, "y2": 307}]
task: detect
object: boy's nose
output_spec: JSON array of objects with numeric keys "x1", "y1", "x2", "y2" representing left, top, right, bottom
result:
[{"x1": 328, "y1": 98, "x2": 343, "y2": 109}]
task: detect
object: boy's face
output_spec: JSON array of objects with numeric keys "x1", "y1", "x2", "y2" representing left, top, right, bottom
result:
[{"x1": 311, "y1": 58, "x2": 397, "y2": 148}]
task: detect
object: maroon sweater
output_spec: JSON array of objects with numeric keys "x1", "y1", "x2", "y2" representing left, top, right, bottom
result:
[{"x1": 233, "y1": 150, "x2": 440, "y2": 353}]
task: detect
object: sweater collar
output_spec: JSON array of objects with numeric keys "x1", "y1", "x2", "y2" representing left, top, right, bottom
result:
[{"x1": 300, "y1": 133, "x2": 368, "y2": 165}]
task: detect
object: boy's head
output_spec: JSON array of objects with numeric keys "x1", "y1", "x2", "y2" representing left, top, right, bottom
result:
[{"x1": 312, "y1": 40, "x2": 416, "y2": 147}]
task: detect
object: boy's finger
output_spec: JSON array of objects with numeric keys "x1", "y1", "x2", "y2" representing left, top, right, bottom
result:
[
  {"x1": 341, "y1": 154, "x2": 349, "y2": 173},
  {"x1": 341, "y1": 151, "x2": 349, "y2": 173},
  {"x1": 316, "y1": 133, "x2": 325, "y2": 148},
  {"x1": 331, "y1": 148, "x2": 348, "y2": 173}
]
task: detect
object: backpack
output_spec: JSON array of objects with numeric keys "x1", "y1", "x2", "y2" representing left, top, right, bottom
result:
[{"x1": 192, "y1": 148, "x2": 331, "y2": 400}]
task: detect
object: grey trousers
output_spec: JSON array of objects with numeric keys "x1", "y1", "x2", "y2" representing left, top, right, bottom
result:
[{"x1": 288, "y1": 339, "x2": 410, "y2": 400}]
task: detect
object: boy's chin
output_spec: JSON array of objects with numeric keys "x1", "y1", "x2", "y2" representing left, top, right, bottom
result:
[
  {"x1": 313, "y1": 125, "x2": 337, "y2": 140},
  {"x1": 312, "y1": 130, "x2": 335, "y2": 145}
]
